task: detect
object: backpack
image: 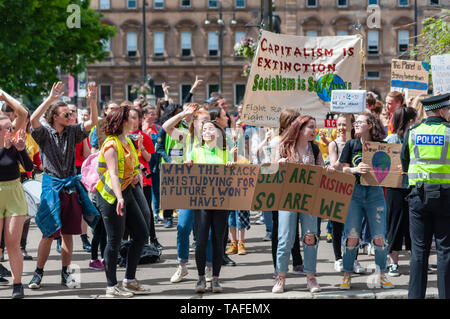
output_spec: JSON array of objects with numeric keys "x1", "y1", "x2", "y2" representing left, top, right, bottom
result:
[
  {"x1": 119, "y1": 240, "x2": 161, "y2": 264},
  {"x1": 81, "y1": 152, "x2": 100, "y2": 193}
]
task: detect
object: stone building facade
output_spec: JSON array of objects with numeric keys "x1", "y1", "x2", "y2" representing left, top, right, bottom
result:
[{"x1": 85, "y1": 0, "x2": 445, "y2": 109}]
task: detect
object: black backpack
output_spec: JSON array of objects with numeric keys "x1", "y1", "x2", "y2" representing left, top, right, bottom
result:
[{"x1": 119, "y1": 240, "x2": 161, "y2": 264}]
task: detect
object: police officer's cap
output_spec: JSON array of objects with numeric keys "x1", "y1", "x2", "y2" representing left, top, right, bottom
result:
[{"x1": 422, "y1": 93, "x2": 450, "y2": 112}]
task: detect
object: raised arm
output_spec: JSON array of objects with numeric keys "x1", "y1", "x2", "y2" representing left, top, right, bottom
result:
[
  {"x1": 0, "y1": 90, "x2": 28, "y2": 133},
  {"x1": 30, "y1": 82, "x2": 64, "y2": 129},
  {"x1": 83, "y1": 83, "x2": 99, "y2": 132},
  {"x1": 162, "y1": 103, "x2": 198, "y2": 137}
]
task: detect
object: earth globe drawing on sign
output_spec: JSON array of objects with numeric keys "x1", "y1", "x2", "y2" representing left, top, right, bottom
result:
[
  {"x1": 372, "y1": 151, "x2": 391, "y2": 184},
  {"x1": 316, "y1": 74, "x2": 346, "y2": 102}
]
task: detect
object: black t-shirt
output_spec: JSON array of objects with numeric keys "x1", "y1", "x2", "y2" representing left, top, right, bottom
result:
[
  {"x1": 339, "y1": 139, "x2": 363, "y2": 184},
  {"x1": 0, "y1": 146, "x2": 33, "y2": 181}
]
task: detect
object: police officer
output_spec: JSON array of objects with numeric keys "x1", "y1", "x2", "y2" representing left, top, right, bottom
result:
[{"x1": 401, "y1": 93, "x2": 450, "y2": 299}]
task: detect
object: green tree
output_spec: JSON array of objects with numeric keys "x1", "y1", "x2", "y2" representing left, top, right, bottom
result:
[
  {"x1": 411, "y1": 9, "x2": 450, "y2": 62},
  {"x1": 0, "y1": 0, "x2": 115, "y2": 108}
]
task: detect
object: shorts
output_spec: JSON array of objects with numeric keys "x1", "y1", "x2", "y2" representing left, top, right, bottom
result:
[
  {"x1": 0, "y1": 179, "x2": 28, "y2": 219},
  {"x1": 47, "y1": 189, "x2": 83, "y2": 239}
]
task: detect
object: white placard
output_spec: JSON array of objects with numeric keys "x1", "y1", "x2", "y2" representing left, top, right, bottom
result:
[
  {"x1": 330, "y1": 90, "x2": 366, "y2": 114},
  {"x1": 431, "y1": 54, "x2": 450, "y2": 94}
]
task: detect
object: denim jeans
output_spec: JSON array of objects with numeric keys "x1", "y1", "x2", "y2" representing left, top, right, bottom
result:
[
  {"x1": 342, "y1": 184, "x2": 387, "y2": 273},
  {"x1": 263, "y1": 211, "x2": 273, "y2": 233},
  {"x1": 228, "y1": 210, "x2": 244, "y2": 229},
  {"x1": 150, "y1": 166, "x2": 160, "y2": 215},
  {"x1": 276, "y1": 211, "x2": 318, "y2": 274},
  {"x1": 177, "y1": 209, "x2": 212, "y2": 266}
]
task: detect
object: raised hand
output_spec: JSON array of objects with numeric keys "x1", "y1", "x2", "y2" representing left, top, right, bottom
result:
[
  {"x1": 3, "y1": 129, "x2": 13, "y2": 149},
  {"x1": 184, "y1": 103, "x2": 198, "y2": 116},
  {"x1": 49, "y1": 82, "x2": 65, "y2": 101},
  {"x1": 191, "y1": 76, "x2": 203, "y2": 91},
  {"x1": 12, "y1": 129, "x2": 26, "y2": 151},
  {"x1": 162, "y1": 82, "x2": 170, "y2": 96},
  {"x1": 86, "y1": 82, "x2": 97, "y2": 101},
  {"x1": 0, "y1": 91, "x2": 6, "y2": 102}
]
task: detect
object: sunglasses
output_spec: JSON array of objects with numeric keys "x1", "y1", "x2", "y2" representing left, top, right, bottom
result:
[{"x1": 61, "y1": 111, "x2": 73, "y2": 118}]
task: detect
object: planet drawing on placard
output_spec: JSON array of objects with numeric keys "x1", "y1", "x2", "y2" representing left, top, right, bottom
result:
[{"x1": 372, "y1": 151, "x2": 391, "y2": 184}]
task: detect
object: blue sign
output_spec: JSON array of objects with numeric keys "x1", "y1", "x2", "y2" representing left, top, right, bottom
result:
[{"x1": 390, "y1": 80, "x2": 428, "y2": 90}]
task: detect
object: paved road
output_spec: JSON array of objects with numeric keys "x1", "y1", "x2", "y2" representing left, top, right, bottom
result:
[{"x1": 0, "y1": 213, "x2": 439, "y2": 300}]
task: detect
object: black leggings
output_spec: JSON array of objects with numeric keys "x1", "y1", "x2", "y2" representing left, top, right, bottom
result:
[
  {"x1": 271, "y1": 211, "x2": 303, "y2": 270},
  {"x1": 385, "y1": 187, "x2": 411, "y2": 253},
  {"x1": 194, "y1": 210, "x2": 229, "y2": 277},
  {"x1": 142, "y1": 185, "x2": 157, "y2": 242},
  {"x1": 96, "y1": 185, "x2": 149, "y2": 287},
  {"x1": 91, "y1": 217, "x2": 106, "y2": 260}
]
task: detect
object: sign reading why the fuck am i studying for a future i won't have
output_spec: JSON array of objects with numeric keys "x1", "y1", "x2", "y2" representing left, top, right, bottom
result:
[
  {"x1": 160, "y1": 163, "x2": 355, "y2": 223},
  {"x1": 241, "y1": 30, "x2": 363, "y2": 128}
]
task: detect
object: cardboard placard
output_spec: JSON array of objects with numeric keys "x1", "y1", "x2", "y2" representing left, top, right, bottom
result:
[
  {"x1": 390, "y1": 59, "x2": 429, "y2": 100},
  {"x1": 360, "y1": 141, "x2": 403, "y2": 188},
  {"x1": 330, "y1": 90, "x2": 366, "y2": 114},
  {"x1": 252, "y1": 163, "x2": 354, "y2": 223},
  {"x1": 241, "y1": 30, "x2": 363, "y2": 128},
  {"x1": 160, "y1": 163, "x2": 259, "y2": 210},
  {"x1": 431, "y1": 54, "x2": 450, "y2": 94}
]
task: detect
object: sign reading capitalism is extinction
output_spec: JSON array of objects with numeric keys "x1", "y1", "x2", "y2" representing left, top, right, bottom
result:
[{"x1": 241, "y1": 30, "x2": 363, "y2": 128}]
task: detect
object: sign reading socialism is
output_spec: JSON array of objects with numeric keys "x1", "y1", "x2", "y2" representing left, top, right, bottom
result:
[
  {"x1": 241, "y1": 30, "x2": 363, "y2": 128},
  {"x1": 361, "y1": 141, "x2": 403, "y2": 188},
  {"x1": 390, "y1": 59, "x2": 429, "y2": 100}
]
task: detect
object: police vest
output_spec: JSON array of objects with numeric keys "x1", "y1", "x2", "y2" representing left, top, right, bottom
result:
[
  {"x1": 96, "y1": 136, "x2": 139, "y2": 204},
  {"x1": 408, "y1": 122, "x2": 450, "y2": 186}
]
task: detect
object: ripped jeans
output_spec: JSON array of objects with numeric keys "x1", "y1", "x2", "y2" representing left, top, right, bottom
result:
[
  {"x1": 342, "y1": 184, "x2": 387, "y2": 273},
  {"x1": 276, "y1": 211, "x2": 318, "y2": 274}
]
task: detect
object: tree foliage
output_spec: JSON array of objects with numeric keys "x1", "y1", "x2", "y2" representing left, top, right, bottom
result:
[
  {"x1": 0, "y1": 0, "x2": 115, "y2": 105},
  {"x1": 411, "y1": 9, "x2": 450, "y2": 62}
]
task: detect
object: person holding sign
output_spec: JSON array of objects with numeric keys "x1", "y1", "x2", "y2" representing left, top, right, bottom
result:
[
  {"x1": 272, "y1": 116, "x2": 333, "y2": 294},
  {"x1": 185, "y1": 120, "x2": 234, "y2": 294},
  {"x1": 95, "y1": 106, "x2": 151, "y2": 297},
  {"x1": 401, "y1": 93, "x2": 450, "y2": 299},
  {"x1": 384, "y1": 107, "x2": 417, "y2": 277},
  {"x1": 338, "y1": 112, "x2": 394, "y2": 290}
]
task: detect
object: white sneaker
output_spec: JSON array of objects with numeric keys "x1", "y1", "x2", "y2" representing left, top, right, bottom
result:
[
  {"x1": 353, "y1": 261, "x2": 366, "y2": 274},
  {"x1": 367, "y1": 243, "x2": 375, "y2": 256},
  {"x1": 170, "y1": 266, "x2": 188, "y2": 283},
  {"x1": 205, "y1": 267, "x2": 212, "y2": 282},
  {"x1": 272, "y1": 276, "x2": 285, "y2": 293},
  {"x1": 106, "y1": 285, "x2": 134, "y2": 298},
  {"x1": 334, "y1": 259, "x2": 343, "y2": 272}
]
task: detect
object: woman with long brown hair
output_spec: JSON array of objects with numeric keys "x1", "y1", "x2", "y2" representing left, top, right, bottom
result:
[{"x1": 272, "y1": 115, "x2": 333, "y2": 294}]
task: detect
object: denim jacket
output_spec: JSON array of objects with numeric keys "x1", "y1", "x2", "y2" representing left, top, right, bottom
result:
[{"x1": 35, "y1": 173, "x2": 100, "y2": 238}]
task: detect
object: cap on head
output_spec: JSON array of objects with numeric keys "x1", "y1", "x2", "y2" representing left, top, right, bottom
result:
[{"x1": 422, "y1": 93, "x2": 450, "y2": 112}]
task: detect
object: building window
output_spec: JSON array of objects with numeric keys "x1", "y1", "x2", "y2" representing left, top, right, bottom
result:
[
  {"x1": 209, "y1": 0, "x2": 218, "y2": 8},
  {"x1": 208, "y1": 84, "x2": 219, "y2": 97},
  {"x1": 127, "y1": 32, "x2": 137, "y2": 56},
  {"x1": 181, "y1": 84, "x2": 193, "y2": 103},
  {"x1": 336, "y1": 30, "x2": 348, "y2": 36},
  {"x1": 99, "y1": 85, "x2": 112, "y2": 106},
  {"x1": 154, "y1": 85, "x2": 164, "y2": 98},
  {"x1": 235, "y1": 31, "x2": 246, "y2": 45},
  {"x1": 154, "y1": 32, "x2": 164, "y2": 56},
  {"x1": 127, "y1": 0, "x2": 137, "y2": 9},
  {"x1": 398, "y1": 30, "x2": 409, "y2": 52},
  {"x1": 337, "y1": 0, "x2": 348, "y2": 7},
  {"x1": 306, "y1": 30, "x2": 318, "y2": 37},
  {"x1": 126, "y1": 84, "x2": 137, "y2": 101},
  {"x1": 181, "y1": 32, "x2": 191, "y2": 56},
  {"x1": 430, "y1": 0, "x2": 439, "y2": 5},
  {"x1": 398, "y1": 0, "x2": 408, "y2": 6},
  {"x1": 235, "y1": 84, "x2": 246, "y2": 106},
  {"x1": 208, "y1": 32, "x2": 219, "y2": 56},
  {"x1": 154, "y1": 0, "x2": 164, "y2": 9},
  {"x1": 100, "y1": 0, "x2": 110, "y2": 9},
  {"x1": 367, "y1": 71, "x2": 380, "y2": 79},
  {"x1": 235, "y1": 0, "x2": 245, "y2": 8},
  {"x1": 181, "y1": 0, "x2": 190, "y2": 8},
  {"x1": 368, "y1": 30, "x2": 379, "y2": 54},
  {"x1": 307, "y1": 0, "x2": 317, "y2": 8},
  {"x1": 101, "y1": 38, "x2": 111, "y2": 54}
]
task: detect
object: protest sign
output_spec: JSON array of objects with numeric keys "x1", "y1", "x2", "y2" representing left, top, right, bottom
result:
[
  {"x1": 360, "y1": 141, "x2": 403, "y2": 188},
  {"x1": 431, "y1": 54, "x2": 450, "y2": 94},
  {"x1": 160, "y1": 163, "x2": 259, "y2": 210},
  {"x1": 252, "y1": 163, "x2": 354, "y2": 223},
  {"x1": 241, "y1": 30, "x2": 363, "y2": 128},
  {"x1": 390, "y1": 59, "x2": 429, "y2": 100},
  {"x1": 330, "y1": 90, "x2": 366, "y2": 113}
]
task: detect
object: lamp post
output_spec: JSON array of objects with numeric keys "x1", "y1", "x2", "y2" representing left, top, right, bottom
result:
[{"x1": 142, "y1": 0, "x2": 147, "y2": 84}]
